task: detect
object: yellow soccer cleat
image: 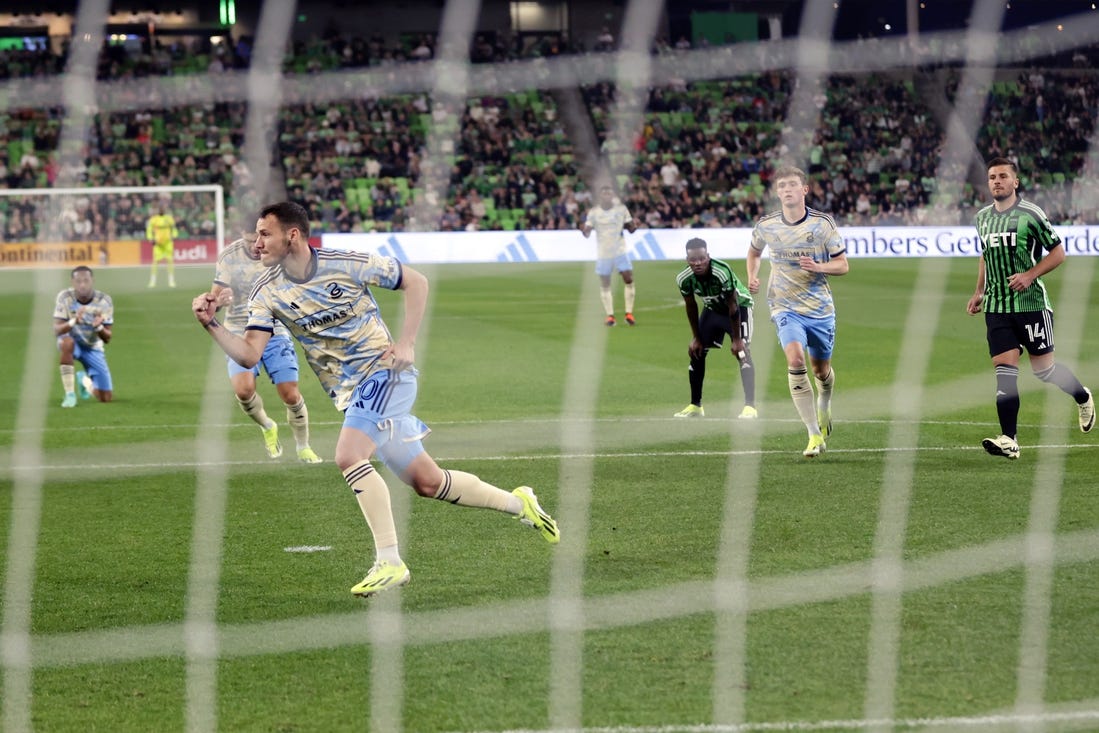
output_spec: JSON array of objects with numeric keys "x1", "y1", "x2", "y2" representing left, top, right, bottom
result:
[
  {"x1": 803, "y1": 433, "x2": 826, "y2": 458},
  {"x1": 818, "y1": 407, "x2": 832, "y2": 439},
  {"x1": 737, "y1": 405, "x2": 758, "y2": 420},
  {"x1": 297, "y1": 446, "x2": 323, "y2": 464},
  {"x1": 350, "y1": 560, "x2": 411, "y2": 598},
  {"x1": 512, "y1": 486, "x2": 560, "y2": 544},
  {"x1": 674, "y1": 404, "x2": 705, "y2": 418},
  {"x1": 261, "y1": 422, "x2": 282, "y2": 459}
]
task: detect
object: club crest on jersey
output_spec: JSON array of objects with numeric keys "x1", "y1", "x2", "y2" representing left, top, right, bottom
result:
[
  {"x1": 326, "y1": 282, "x2": 344, "y2": 299},
  {"x1": 806, "y1": 232, "x2": 814, "y2": 244},
  {"x1": 294, "y1": 302, "x2": 355, "y2": 332}
]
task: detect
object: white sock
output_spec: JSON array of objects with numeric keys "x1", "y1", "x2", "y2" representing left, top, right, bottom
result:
[
  {"x1": 600, "y1": 286, "x2": 614, "y2": 317},
  {"x1": 624, "y1": 282, "x2": 635, "y2": 313}
]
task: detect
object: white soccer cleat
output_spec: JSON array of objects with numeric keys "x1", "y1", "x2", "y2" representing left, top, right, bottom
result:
[
  {"x1": 982, "y1": 434, "x2": 1020, "y2": 460},
  {"x1": 1078, "y1": 388, "x2": 1094, "y2": 433}
]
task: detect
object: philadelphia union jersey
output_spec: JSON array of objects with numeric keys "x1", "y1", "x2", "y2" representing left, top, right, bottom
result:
[
  {"x1": 585, "y1": 203, "x2": 633, "y2": 259},
  {"x1": 750, "y1": 208, "x2": 844, "y2": 317},
  {"x1": 974, "y1": 197, "x2": 1059, "y2": 313},
  {"x1": 214, "y1": 238, "x2": 290, "y2": 339},
  {"x1": 677, "y1": 258, "x2": 752, "y2": 313},
  {"x1": 246, "y1": 248, "x2": 402, "y2": 410},
  {"x1": 53, "y1": 288, "x2": 113, "y2": 351}
]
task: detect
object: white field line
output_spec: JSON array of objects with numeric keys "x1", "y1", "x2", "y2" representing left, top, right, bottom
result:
[
  {"x1": 5, "y1": 440, "x2": 1098, "y2": 476},
  {"x1": 0, "y1": 414, "x2": 1086, "y2": 436},
  {"x1": 452, "y1": 707, "x2": 1099, "y2": 733}
]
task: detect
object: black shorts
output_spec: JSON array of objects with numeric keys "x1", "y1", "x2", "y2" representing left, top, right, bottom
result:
[
  {"x1": 700, "y1": 305, "x2": 753, "y2": 349},
  {"x1": 985, "y1": 310, "x2": 1055, "y2": 357}
]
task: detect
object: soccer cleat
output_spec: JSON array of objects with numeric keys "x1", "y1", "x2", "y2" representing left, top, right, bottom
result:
[
  {"x1": 738, "y1": 405, "x2": 758, "y2": 419},
  {"x1": 512, "y1": 486, "x2": 560, "y2": 544},
  {"x1": 61, "y1": 392, "x2": 77, "y2": 408},
  {"x1": 624, "y1": 312, "x2": 636, "y2": 326},
  {"x1": 1078, "y1": 388, "x2": 1094, "y2": 433},
  {"x1": 803, "y1": 433, "x2": 826, "y2": 458},
  {"x1": 982, "y1": 434, "x2": 1020, "y2": 460},
  {"x1": 674, "y1": 404, "x2": 705, "y2": 418},
  {"x1": 350, "y1": 560, "x2": 410, "y2": 598},
  {"x1": 76, "y1": 370, "x2": 93, "y2": 400},
  {"x1": 297, "y1": 446, "x2": 323, "y2": 464},
  {"x1": 818, "y1": 407, "x2": 833, "y2": 439},
  {"x1": 147, "y1": 279, "x2": 156, "y2": 288},
  {"x1": 605, "y1": 315, "x2": 616, "y2": 327},
  {"x1": 261, "y1": 422, "x2": 283, "y2": 459},
  {"x1": 168, "y1": 278, "x2": 176, "y2": 288}
]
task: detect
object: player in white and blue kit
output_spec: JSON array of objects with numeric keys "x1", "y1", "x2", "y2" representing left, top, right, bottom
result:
[
  {"x1": 211, "y1": 232, "x2": 322, "y2": 463},
  {"x1": 747, "y1": 166, "x2": 849, "y2": 457},
  {"x1": 581, "y1": 184, "x2": 638, "y2": 326},
  {"x1": 193, "y1": 202, "x2": 559, "y2": 598},
  {"x1": 53, "y1": 266, "x2": 113, "y2": 407}
]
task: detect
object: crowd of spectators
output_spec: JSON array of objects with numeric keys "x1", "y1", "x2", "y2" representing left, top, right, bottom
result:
[{"x1": 0, "y1": 29, "x2": 1096, "y2": 244}]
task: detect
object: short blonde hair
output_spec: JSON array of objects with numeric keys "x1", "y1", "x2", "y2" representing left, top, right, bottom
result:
[{"x1": 772, "y1": 166, "x2": 808, "y2": 186}]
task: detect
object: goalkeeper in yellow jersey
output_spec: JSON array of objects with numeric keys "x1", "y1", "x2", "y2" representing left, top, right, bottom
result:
[{"x1": 146, "y1": 203, "x2": 178, "y2": 288}]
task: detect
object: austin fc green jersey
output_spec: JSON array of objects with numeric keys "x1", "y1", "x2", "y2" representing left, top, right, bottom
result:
[
  {"x1": 974, "y1": 197, "x2": 1061, "y2": 314},
  {"x1": 676, "y1": 258, "x2": 752, "y2": 313}
]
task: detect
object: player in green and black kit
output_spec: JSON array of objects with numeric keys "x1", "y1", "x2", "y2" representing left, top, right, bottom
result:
[
  {"x1": 967, "y1": 157, "x2": 1094, "y2": 459},
  {"x1": 674, "y1": 237, "x2": 756, "y2": 419}
]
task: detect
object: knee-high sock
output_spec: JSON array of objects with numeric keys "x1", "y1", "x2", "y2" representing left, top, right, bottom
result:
[
  {"x1": 60, "y1": 364, "x2": 75, "y2": 393},
  {"x1": 433, "y1": 469, "x2": 519, "y2": 513},
  {"x1": 286, "y1": 398, "x2": 310, "y2": 448},
  {"x1": 688, "y1": 355, "x2": 706, "y2": 405},
  {"x1": 600, "y1": 285, "x2": 614, "y2": 317},
  {"x1": 343, "y1": 460, "x2": 400, "y2": 560},
  {"x1": 739, "y1": 353, "x2": 756, "y2": 407},
  {"x1": 237, "y1": 392, "x2": 273, "y2": 429},
  {"x1": 788, "y1": 368, "x2": 820, "y2": 434},
  {"x1": 995, "y1": 364, "x2": 1020, "y2": 439},
  {"x1": 815, "y1": 367, "x2": 835, "y2": 414},
  {"x1": 1034, "y1": 362, "x2": 1089, "y2": 402},
  {"x1": 624, "y1": 282, "x2": 636, "y2": 313}
]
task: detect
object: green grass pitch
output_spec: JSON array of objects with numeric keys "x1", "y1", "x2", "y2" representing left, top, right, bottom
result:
[{"x1": 0, "y1": 257, "x2": 1097, "y2": 732}]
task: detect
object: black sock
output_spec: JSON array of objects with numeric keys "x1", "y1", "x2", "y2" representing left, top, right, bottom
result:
[
  {"x1": 739, "y1": 353, "x2": 756, "y2": 407},
  {"x1": 689, "y1": 355, "x2": 706, "y2": 406},
  {"x1": 996, "y1": 364, "x2": 1020, "y2": 438},
  {"x1": 1034, "y1": 363, "x2": 1089, "y2": 403}
]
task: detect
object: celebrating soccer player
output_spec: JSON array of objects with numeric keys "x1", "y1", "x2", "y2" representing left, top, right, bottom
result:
[
  {"x1": 54, "y1": 266, "x2": 114, "y2": 407},
  {"x1": 193, "y1": 202, "x2": 559, "y2": 598}
]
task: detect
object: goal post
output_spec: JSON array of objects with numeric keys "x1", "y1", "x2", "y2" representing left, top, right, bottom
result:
[{"x1": 0, "y1": 184, "x2": 226, "y2": 270}]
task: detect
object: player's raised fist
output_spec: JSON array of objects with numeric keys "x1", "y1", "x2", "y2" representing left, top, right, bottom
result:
[{"x1": 192, "y1": 292, "x2": 218, "y2": 324}]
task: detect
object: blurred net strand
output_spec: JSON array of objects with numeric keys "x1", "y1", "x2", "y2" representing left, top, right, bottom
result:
[
  {"x1": 927, "y1": 5, "x2": 1004, "y2": 216},
  {"x1": 237, "y1": 0, "x2": 298, "y2": 220},
  {"x1": 864, "y1": 4, "x2": 1006, "y2": 728},
  {"x1": 2, "y1": 3, "x2": 111, "y2": 733},
  {"x1": 604, "y1": 0, "x2": 664, "y2": 187},
  {"x1": 5, "y1": 17, "x2": 1099, "y2": 113},
  {"x1": 776, "y1": 2, "x2": 839, "y2": 175},
  {"x1": 410, "y1": 0, "x2": 481, "y2": 233}
]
